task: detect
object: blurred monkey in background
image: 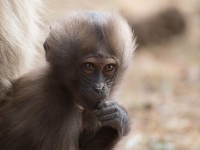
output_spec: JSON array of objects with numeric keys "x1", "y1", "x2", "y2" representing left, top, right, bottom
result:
[{"x1": 0, "y1": 0, "x2": 45, "y2": 101}]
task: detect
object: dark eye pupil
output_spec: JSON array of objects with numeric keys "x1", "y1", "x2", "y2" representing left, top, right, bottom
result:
[
  {"x1": 107, "y1": 65, "x2": 113, "y2": 69},
  {"x1": 85, "y1": 63, "x2": 94, "y2": 70},
  {"x1": 105, "y1": 64, "x2": 115, "y2": 71}
]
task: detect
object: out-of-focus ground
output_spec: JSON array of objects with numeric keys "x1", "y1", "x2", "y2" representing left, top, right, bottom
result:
[{"x1": 46, "y1": 0, "x2": 200, "y2": 149}]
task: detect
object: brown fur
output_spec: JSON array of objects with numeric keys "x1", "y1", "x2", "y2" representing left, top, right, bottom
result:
[{"x1": 0, "y1": 12, "x2": 135, "y2": 150}]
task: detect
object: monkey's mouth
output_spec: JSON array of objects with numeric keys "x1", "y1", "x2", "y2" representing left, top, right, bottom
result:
[
  {"x1": 83, "y1": 95, "x2": 105, "y2": 110},
  {"x1": 77, "y1": 89, "x2": 108, "y2": 110}
]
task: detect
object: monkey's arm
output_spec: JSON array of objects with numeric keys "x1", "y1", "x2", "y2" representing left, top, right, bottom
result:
[{"x1": 80, "y1": 101, "x2": 130, "y2": 150}]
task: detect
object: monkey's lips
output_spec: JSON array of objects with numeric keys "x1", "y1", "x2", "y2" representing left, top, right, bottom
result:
[{"x1": 84, "y1": 95, "x2": 106, "y2": 110}]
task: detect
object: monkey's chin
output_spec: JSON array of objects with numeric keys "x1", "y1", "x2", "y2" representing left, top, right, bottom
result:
[
  {"x1": 79, "y1": 98, "x2": 103, "y2": 111},
  {"x1": 74, "y1": 93, "x2": 107, "y2": 111},
  {"x1": 84, "y1": 101, "x2": 100, "y2": 111}
]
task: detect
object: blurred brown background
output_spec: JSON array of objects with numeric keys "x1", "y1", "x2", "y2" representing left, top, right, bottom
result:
[{"x1": 45, "y1": 0, "x2": 200, "y2": 149}]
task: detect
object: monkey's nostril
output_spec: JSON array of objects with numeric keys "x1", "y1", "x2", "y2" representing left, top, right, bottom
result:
[{"x1": 93, "y1": 87, "x2": 102, "y2": 94}]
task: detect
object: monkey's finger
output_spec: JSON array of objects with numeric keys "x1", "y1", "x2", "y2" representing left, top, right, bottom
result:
[
  {"x1": 101, "y1": 118, "x2": 120, "y2": 129},
  {"x1": 99, "y1": 112, "x2": 119, "y2": 122},
  {"x1": 95, "y1": 105, "x2": 118, "y2": 116},
  {"x1": 97, "y1": 101, "x2": 117, "y2": 109}
]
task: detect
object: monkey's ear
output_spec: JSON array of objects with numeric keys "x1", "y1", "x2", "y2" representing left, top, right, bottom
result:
[
  {"x1": 43, "y1": 40, "x2": 50, "y2": 61},
  {"x1": 43, "y1": 26, "x2": 53, "y2": 52}
]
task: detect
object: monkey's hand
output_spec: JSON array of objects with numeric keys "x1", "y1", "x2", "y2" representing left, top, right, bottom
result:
[{"x1": 95, "y1": 101, "x2": 130, "y2": 136}]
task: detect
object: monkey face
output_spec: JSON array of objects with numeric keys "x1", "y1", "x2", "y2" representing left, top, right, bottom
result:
[
  {"x1": 76, "y1": 52, "x2": 119, "y2": 110},
  {"x1": 43, "y1": 11, "x2": 135, "y2": 110}
]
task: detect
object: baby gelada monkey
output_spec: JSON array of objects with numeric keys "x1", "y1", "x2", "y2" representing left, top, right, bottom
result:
[{"x1": 0, "y1": 11, "x2": 136, "y2": 150}]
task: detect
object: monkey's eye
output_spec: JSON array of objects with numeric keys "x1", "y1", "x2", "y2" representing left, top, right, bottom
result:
[
  {"x1": 103, "y1": 64, "x2": 116, "y2": 74},
  {"x1": 83, "y1": 62, "x2": 95, "y2": 74}
]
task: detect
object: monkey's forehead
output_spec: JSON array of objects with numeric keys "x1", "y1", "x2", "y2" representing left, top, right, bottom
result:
[
  {"x1": 51, "y1": 11, "x2": 132, "y2": 42},
  {"x1": 48, "y1": 11, "x2": 136, "y2": 64}
]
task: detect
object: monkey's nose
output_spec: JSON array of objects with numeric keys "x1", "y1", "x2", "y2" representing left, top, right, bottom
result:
[{"x1": 93, "y1": 83, "x2": 104, "y2": 94}]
